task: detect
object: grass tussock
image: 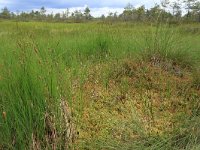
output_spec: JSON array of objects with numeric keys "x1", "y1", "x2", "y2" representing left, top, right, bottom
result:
[
  {"x1": 139, "y1": 23, "x2": 196, "y2": 69},
  {"x1": 0, "y1": 43, "x2": 76, "y2": 149}
]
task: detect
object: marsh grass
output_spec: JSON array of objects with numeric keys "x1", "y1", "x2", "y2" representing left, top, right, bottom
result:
[
  {"x1": 0, "y1": 38, "x2": 77, "y2": 149},
  {"x1": 138, "y1": 22, "x2": 195, "y2": 69},
  {"x1": 0, "y1": 21, "x2": 200, "y2": 149}
]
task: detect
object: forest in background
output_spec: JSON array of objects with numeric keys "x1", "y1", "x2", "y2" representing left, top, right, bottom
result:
[{"x1": 1, "y1": 0, "x2": 200, "y2": 23}]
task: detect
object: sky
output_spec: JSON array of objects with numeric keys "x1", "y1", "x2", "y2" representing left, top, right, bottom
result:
[{"x1": 0, "y1": 0, "x2": 161, "y2": 17}]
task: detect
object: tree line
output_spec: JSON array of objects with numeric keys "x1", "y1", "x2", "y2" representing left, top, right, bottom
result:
[{"x1": 0, "y1": 0, "x2": 200, "y2": 23}]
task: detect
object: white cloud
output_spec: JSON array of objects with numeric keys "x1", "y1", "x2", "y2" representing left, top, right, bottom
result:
[
  {"x1": 91, "y1": 7, "x2": 124, "y2": 17},
  {"x1": 1, "y1": 0, "x2": 162, "y2": 11},
  {"x1": 0, "y1": 0, "x2": 13, "y2": 6},
  {"x1": 1, "y1": 0, "x2": 165, "y2": 16},
  {"x1": 43, "y1": 7, "x2": 124, "y2": 17}
]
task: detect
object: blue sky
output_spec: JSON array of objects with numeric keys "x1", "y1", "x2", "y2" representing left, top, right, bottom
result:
[{"x1": 0, "y1": 0, "x2": 160, "y2": 16}]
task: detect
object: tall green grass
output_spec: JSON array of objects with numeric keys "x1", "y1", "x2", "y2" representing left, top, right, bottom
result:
[{"x1": 0, "y1": 35, "x2": 75, "y2": 149}]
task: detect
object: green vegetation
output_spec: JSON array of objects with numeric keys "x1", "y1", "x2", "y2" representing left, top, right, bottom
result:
[{"x1": 0, "y1": 21, "x2": 200, "y2": 149}]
